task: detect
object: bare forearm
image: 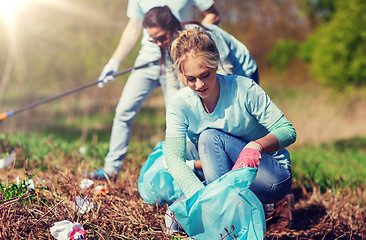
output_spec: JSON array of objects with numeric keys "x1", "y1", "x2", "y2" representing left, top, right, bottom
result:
[
  {"x1": 254, "y1": 134, "x2": 280, "y2": 153},
  {"x1": 201, "y1": 5, "x2": 220, "y2": 25},
  {"x1": 111, "y1": 19, "x2": 143, "y2": 61},
  {"x1": 253, "y1": 116, "x2": 296, "y2": 153},
  {"x1": 201, "y1": 13, "x2": 220, "y2": 25}
]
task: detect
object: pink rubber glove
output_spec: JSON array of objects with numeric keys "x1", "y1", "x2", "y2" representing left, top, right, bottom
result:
[{"x1": 232, "y1": 141, "x2": 263, "y2": 170}]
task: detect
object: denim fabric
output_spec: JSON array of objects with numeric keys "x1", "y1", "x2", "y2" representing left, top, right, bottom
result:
[
  {"x1": 197, "y1": 129, "x2": 292, "y2": 204},
  {"x1": 103, "y1": 62, "x2": 167, "y2": 174}
]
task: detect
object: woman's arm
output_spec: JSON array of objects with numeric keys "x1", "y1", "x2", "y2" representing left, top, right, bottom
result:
[
  {"x1": 201, "y1": 5, "x2": 221, "y2": 25},
  {"x1": 233, "y1": 116, "x2": 296, "y2": 169},
  {"x1": 165, "y1": 137, "x2": 205, "y2": 198},
  {"x1": 255, "y1": 115, "x2": 296, "y2": 153}
]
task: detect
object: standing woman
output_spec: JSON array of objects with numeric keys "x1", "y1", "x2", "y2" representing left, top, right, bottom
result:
[
  {"x1": 86, "y1": 1, "x2": 220, "y2": 180},
  {"x1": 165, "y1": 28, "x2": 296, "y2": 208}
]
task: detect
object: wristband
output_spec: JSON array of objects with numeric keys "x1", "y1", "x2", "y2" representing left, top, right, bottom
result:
[
  {"x1": 186, "y1": 160, "x2": 196, "y2": 171},
  {"x1": 253, "y1": 140, "x2": 264, "y2": 150},
  {"x1": 244, "y1": 141, "x2": 263, "y2": 153}
]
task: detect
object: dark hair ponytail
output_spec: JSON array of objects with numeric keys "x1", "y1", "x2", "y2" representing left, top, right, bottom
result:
[
  {"x1": 143, "y1": 6, "x2": 183, "y2": 68},
  {"x1": 143, "y1": 6, "x2": 182, "y2": 34}
]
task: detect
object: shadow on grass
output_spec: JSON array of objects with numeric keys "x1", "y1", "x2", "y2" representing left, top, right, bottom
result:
[{"x1": 266, "y1": 186, "x2": 365, "y2": 240}]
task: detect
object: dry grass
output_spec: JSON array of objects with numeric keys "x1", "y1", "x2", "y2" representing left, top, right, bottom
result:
[
  {"x1": 1, "y1": 63, "x2": 365, "y2": 239},
  {"x1": 266, "y1": 187, "x2": 366, "y2": 240},
  {"x1": 0, "y1": 163, "x2": 174, "y2": 240},
  {"x1": 1, "y1": 160, "x2": 365, "y2": 240}
]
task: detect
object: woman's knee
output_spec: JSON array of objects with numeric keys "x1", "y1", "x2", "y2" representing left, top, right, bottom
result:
[
  {"x1": 198, "y1": 129, "x2": 222, "y2": 149},
  {"x1": 250, "y1": 174, "x2": 291, "y2": 203},
  {"x1": 270, "y1": 175, "x2": 292, "y2": 202},
  {"x1": 250, "y1": 155, "x2": 292, "y2": 203}
]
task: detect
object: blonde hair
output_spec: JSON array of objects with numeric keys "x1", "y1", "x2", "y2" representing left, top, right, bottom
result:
[{"x1": 170, "y1": 28, "x2": 220, "y2": 74}]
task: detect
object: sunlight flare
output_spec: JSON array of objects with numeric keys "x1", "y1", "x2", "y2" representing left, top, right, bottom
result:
[{"x1": 0, "y1": 0, "x2": 27, "y2": 24}]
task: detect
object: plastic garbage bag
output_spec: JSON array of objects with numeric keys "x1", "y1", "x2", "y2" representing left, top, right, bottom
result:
[
  {"x1": 50, "y1": 220, "x2": 85, "y2": 240},
  {"x1": 138, "y1": 141, "x2": 183, "y2": 206},
  {"x1": 165, "y1": 195, "x2": 188, "y2": 234},
  {"x1": 168, "y1": 167, "x2": 266, "y2": 240}
]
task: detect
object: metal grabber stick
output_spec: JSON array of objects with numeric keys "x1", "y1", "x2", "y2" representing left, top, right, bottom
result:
[{"x1": 0, "y1": 60, "x2": 158, "y2": 121}]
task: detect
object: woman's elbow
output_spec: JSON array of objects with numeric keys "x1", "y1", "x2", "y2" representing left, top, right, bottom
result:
[{"x1": 289, "y1": 126, "x2": 297, "y2": 145}]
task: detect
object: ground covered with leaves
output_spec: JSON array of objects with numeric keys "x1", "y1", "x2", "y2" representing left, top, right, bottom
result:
[{"x1": 1, "y1": 160, "x2": 365, "y2": 240}]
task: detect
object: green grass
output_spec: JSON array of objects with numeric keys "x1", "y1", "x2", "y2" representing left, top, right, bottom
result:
[
  {"x1": 1, "y1": 84, "x2": 365, "y2": 204},
  {"x1": 2, "y1": 130, "x2": 366, "y2": 195},
  {"x1": 291, "y1": 137, "x2": 366, "y2": 192},
  {"x1": 0, "y1": 100, "x2": 166, "y2": 174}
]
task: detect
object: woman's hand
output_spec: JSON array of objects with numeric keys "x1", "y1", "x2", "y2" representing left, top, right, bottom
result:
[{"x1": 232, "y1": 141, "x2": 263, "y2": 170}]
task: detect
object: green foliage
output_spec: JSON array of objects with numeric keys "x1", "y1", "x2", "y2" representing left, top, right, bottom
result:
[
  {"x1": 0, "y1": 171, "x2": 37, "y2": 202},
  {"x1": 1, "y1": 179, "x2": 27, "y2": 201},
  {"x1": 301, "y1": 0, "x2": 366, "y2": 88},
  {"x1": 266, "y1": 40, "x2": 299, "y2": 70},
  {"x1": 298, "y1": 0, "x2": 339, "y2": 22},
  {"x1": 291, "y1": 137, "x2": 366, "y2": 192},
  {"x1": 298, "y1": 34, "x2": 317, "y2": 62}
]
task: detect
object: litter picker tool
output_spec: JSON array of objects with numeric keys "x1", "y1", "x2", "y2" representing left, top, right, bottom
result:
[{"x1": 0, "y1": 60, "x2": 158, "y2": 121}]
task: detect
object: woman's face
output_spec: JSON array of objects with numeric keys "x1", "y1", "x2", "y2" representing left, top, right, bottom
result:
[
  {"x1": 180, "y1": 55, "x2": 219, "y2": 101},
  {"x1": 146, "y1": 26, "x2": 171, "y2": 49}
]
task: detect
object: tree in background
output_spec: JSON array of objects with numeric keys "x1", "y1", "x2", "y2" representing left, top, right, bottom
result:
[
  {"x1": 266, "y1": 0, "x2": 366, "y2": 88},
  {"x1": 298, "y1": 0, "x2": 339, "y2": 24},
  {"x1": 214, "y1": 0, "x2": 310, "y2": 69},
  {"x1": 301, "y1": 0, "x2": 366, "y2": 88}
]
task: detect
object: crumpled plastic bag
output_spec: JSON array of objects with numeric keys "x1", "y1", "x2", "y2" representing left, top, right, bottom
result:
[
  {"x1": 168, "y1": 167, "x2": 266, "y2": 240},
  {"x1": 0, "y1": 152, "x2": 15, "y2": 168},
  {"x1": 79, "y1": 178, "x2": 94, "y2": 190},
  {"x1": 50, "y1": 220, "x2": 85, "y2": 240},
  {"x1": 74, "y1": 196, "x2": 94, "y2": 214},
  {"x1": 94, "y1": 185, "x2": 109, "y2": 195},
  {"x1": 138, "y1": 141, "x2": 183, "y2": 205}
]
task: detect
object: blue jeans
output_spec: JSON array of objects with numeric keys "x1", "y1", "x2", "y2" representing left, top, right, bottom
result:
[
  {"x1": 103, "y1": 61, "x2": 167, "y2": 174},
  {"x1": 197, "y1": 129, "x2": 292, "y2": 204}
]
